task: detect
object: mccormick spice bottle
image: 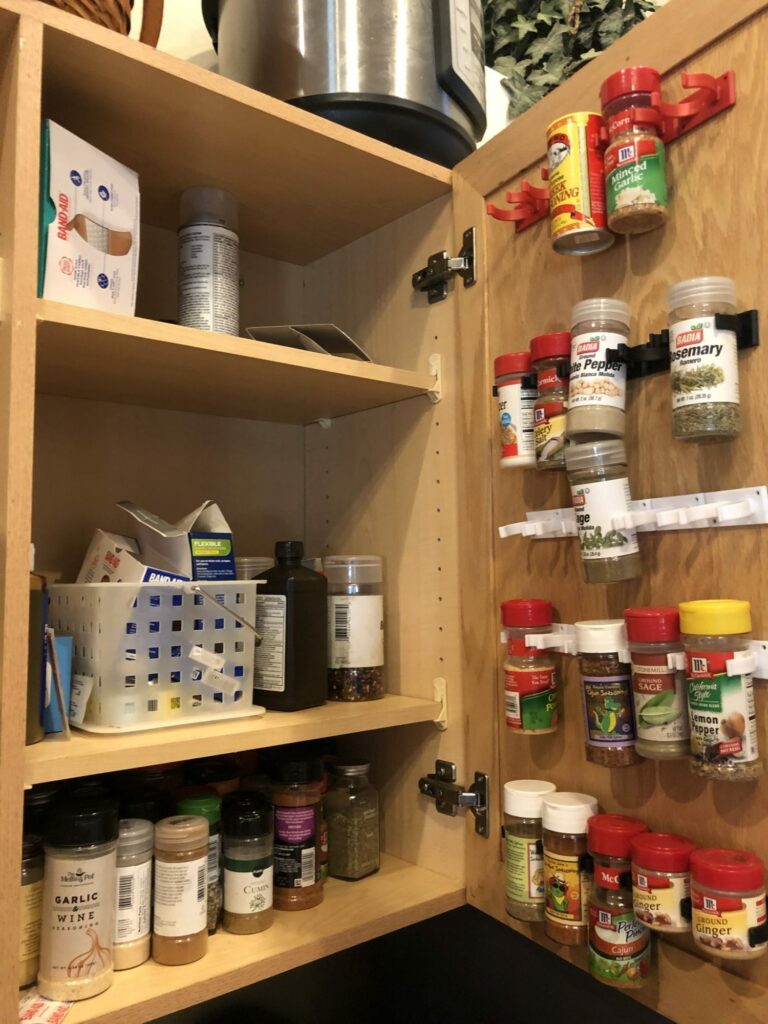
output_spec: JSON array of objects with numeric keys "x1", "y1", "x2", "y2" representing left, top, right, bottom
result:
[
  {"x1": 530, "y1": 332, "x2": 571, "y2": 470},
  {"x1": 690, "y1": 848, "x2": 768, "y2": 960},
  {"x1": 501, "y1": 600, "x2": 559, "y2": 734},
  {"x1": 588, "y1": 814, "x2": 650, "y2": 988},
  {"x1": 494, "y1": 352, "x2": 537, "y2": 469},
  {"x1": 503, "y1": 780, "x2": 556, "y2": 923},
  {"x1": 575, "y1": 620, "x2": 640, "y2": 767},
  {"x1": 542, "y1": 792, "x2": 599, "y2": 946},
  {"x1": 631, "y1": 832, "x2": 695, "y2": 934},
  {"x1": 546, "y1": 112, "x2": 613, "y2": 256},
  {"x1": 272, "y1": 755, "x2": 324, "y2": 910}
]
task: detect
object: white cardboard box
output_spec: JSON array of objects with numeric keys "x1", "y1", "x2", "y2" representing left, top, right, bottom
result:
[{"x1": 77, "y1": 530, "x2": 189, "y2": 584}]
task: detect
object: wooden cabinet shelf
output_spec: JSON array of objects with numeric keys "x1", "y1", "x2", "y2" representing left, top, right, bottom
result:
[
  {"x1": 64, "y1": 855, "x2": 464, "y2": 1024},
  {"x1": 24, "y1": 695, "x2": 442, "y2": 785},
  {"x1": 35, "y1": 300, "x2": 436, "y2": 424}
]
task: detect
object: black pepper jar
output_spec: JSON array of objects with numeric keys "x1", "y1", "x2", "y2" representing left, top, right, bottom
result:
[{"x1": 253, "y1": 541, "x2": 328, "y2": 711}]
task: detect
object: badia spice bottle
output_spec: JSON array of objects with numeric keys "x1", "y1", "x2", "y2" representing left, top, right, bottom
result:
[
  {"x1": 588, "y1": 814, "x2": 650, "y2": 988},
  {"x1": 600, "y1": 66, "x2": 668, "y2": 235},
  {"x1": 530, "y1": 332, "x2": 571, "y2": 470},
  {"x1": 19, "y1": 836, "x2": 44, "y2": 988},
  {"x1": 679, "y1": 599, "x2": 760, "y2": 782},
  {"x1": 690, "y1": 848, "x2": 768, "y2": 960},
  {"x1": 152, "y1": 816, "x2": 209, "y2": 966},
  {"x1": 113, "y1": 819, "x2": 153, "y2": 971},
  {"x1": 501, "y1": 599, "x2": 559, "y2": 734},
  {"x1": 494, "y1": 352, "x2": 537, "y2": 468},
  {"x1": 625, "y1": 606, "x2": 690, "y2": 760},
  {"x1": 567, "y1": 298, "x2": 630, "y2": 439},
  {"x1": 176, "y1": 793, "x2": 223, "y2": 934},
  {"x1": 325, "y1": 556, "x2": 385, "y2": 702},
  {"x1": 668, "y1": 276, "x2": 740, "y2": 440},
  {"x1": 631, "y1": 831, "x2": 695, "y2": 934},
  {"x1": 272, "y1": 755, "x2": 324, "y2": 910},
  {"x1": 503, "y1": 780, "x2": 556, "y2": 922},
  {"x1": 575, "y1": 620, "x2": 640, "y2": 767},
  {"x1": 543, "y1": 792, "x2": 599, "y2": 945},
  {"x1": 221, "y1": 791, "x2": 274, "y2": 935}
]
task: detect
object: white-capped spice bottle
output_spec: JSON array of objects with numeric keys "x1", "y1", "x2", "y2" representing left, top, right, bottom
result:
[
  {"x1": 542, "y1": 792, "x2": 599, "y2": 946},
  {"x1": 503, "y1": 780, "x2": 556, "y2": 922},
  {"x1": 113, "y1": 819, "x2": 153, "y2": 970}
]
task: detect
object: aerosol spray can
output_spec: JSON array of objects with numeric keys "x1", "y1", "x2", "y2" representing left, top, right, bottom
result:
[{"x1": 178, "y1": 186, "x2": 239, "y2": 335}]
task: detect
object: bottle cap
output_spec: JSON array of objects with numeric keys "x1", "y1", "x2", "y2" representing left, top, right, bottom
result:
[
  {"x1": 529, "y1": 332, "x2": 571, "y2": 363},
  {"x1": 184, "y1": 758, "x2": 240, "y2": 787},
  {"x1": 179, "y1": 186, "x2": 238, "y2": 232},
  {"x1": 600, "y1": 66, "x2": 662, "y2": 108},
  {"x1": 571, "y1": 297, "x2": 631, "y2": 330},
  {"x1": 235, "y1": 556, "x2": 275, "y2": 580},
  {"x1": 324, "y1": 556, "x2": 383, "y2": 587},
  {"x1": 275, "y1": 540, "x2": 305, "y2": 561},
  {"x1": 500, "y1": 599, "x2": 553, "y2": 629},
  {"x1": 22, "y1": 834, "x2": 44, "y2": 860},
  {"x1": 690, "y1": 848, "x2": 765, "y2": 892},
  {"x1": 120, "y1": 785, "x2": 175, "y2": 824},
  {"x1": 678, "y1": 599, "x2": 751, "y2": 637},
  {"x1": 504, "y1": 780, "x2": 557, "y2": 818},
  {"x1": 272, "y1": 756, "x2": 323, "y2": 785},
  {"x1": 565, "y1": 439, "x2": 628, "y2": 474},
  {"x1": 331, "y1": 761, "x2": 371, "y2": 777},
  {"x1": 667, "y1": 276, "x2": 736, "y2": 316},
  {"x1": 155, "y1": 815, "x2": 209, "y2": 852},
  {"x1": 221, "y1": 791, "x2": 273, "y2": 838},
  {"x1": 574, "y1": 619, "x2": 627, "y2": 654},
  {"x1": 117, "y1": 818, "x2": 154, "y2": 857},
  {"x1": 177, "y1": 793, "x2": 222, "y2": 826},
  {"x1": 588, "y1": 814, "x2": 647, "y2": 858},
  {"x1": 494, "y1": 352, "x2": 532, "y2": 379},
  {"x1": 542, "y1": 793, "x2": 599, "y2": 834},
  {"x1": 47, "y1": 799, "x2": 120, "y2": 848},
  {"x1": 630, "y1": 832, "x2": 696, "y2": 872},
  {"x1": 625, "y1": 606, "x2": 680, "y2": 643}
]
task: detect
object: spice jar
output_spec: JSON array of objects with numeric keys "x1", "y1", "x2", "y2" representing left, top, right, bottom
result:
[
  {"x1": 588, "y1": 814, "x2": 650, "y2": 988},
  {"x1": 221, "y1": 791, "x2": 274, "y2": 935},
  {"x1": 177, "y1": 793, "x2": 223, "y2": 934},
  {"x1": 325, "y1": 556, "x2": 385, "y2": 702},
  {"x1": 668, "y1": 276, "x2": 740, "y2": 440},
  {"x1": 325, "y1": 761, "x2": 380, "y2": 881},
  {"x1": 601, "y1": 66, "x2": 668, "y2": 235},
  {"x1": 19, "y1": 836, "x2": 44, "y2": 988},
  {"x1": 631, "y1": 832, "x2": 695, "y2": 934},
  {"x1": 543, "y1": 792, "x2": 599, "y2": 945},
  {"x1": 23, "y1": 783, "x2": 59, "y2": 835},
  {"x1": 575, "y1": 620, "x2": 640, "y2": 767},
  {"x1": 566, "y1": 441, "x2": 641, "y2": 583},
  {"x1": 152, "y1": 816, "x2": 209, "y2": 966},
  {"x1": 546, "y1": 112, "x2": 613, "y2": 256},
  {"x1": 679, "y1": 599, "x2": 760, "y2": 781},
  {"x1": 38, "y1": 799, "x2": 119, "y2": 1001},
  {"x1": 272, "y1": 755, "x2": 324, "y2": 910},
  {"x1": 501, "y1": 599, "x2": 559, "y2": 734},
  {"x1": 503, "y1": 780, "x2": 556, "y2": 922},
  {"x1": 494, "y1": 352, "x2": 536, "y2": 469},
  {"x1": 113, "y1": 819, "x2": 153, "y2": 971},
  {"x1": 183, "y1": 758, "x2": 240, "y2": 796},
  {"x1": 690, "y1": 848, "x2": 768, "y2": 960},
  {"x1": 567, "y1": 299, "x2": 630, "y2": 439},
  {"x1": 531, "y1": 332, "x2": 571, "y2": 470},
  {"x1": 625, "y1": 606, "x2": 690, "y2": 759}
]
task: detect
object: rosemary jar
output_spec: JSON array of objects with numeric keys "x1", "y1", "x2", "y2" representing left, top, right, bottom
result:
[
  {"x1": 531, "y1": 332, "x2": 571, "y2": 469},
  {"x1": 575, "y1": 620, "x2": 640, "y2": 768},
  {"x1": 690, "y1": 848, "x2": 768, "y2": 960},
  {"x1": 679, "y1": 599, "x2": 760, "y2": 781},
  {"x1": 567, "y1": 299, "x2": 630, "y2": 439},
  {"x1": 543, "y1": 792, "x2": 599, "y2": 946},
  {"x1": 631, "y1": 831, "x2": 696, "y2": 934},
  {"x1": 325, "y1": 762, "x2": 380, "y2": 881},
  {"x1": 326, "y1": 556, "x2": 385, "y2": 702},
  {"x1": 566, "y1": 440, "x2": 641, "y2": 583},
  {"x1": 668, "y1": 276, "x2": 740, "y2": 440},
  {"x1": 494, "y1": 351, "x2": 536, "y2": 468},
  {"x1": 501, "y1": 599, "x2": 559, "y2": 734},
  {"x1": 503, "y1": 780, "x2": 556, "y2": 922}
]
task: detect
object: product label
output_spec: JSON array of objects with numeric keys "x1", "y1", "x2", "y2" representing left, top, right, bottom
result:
[
  {"x1": 571, "y1": 477, "x2": 639, "y2": 560},
  {"x1": 544, "y1": 851, "x2": 591, "y2": 925},
  {"x1": 582, "y1": 675, "x2": 637, "y2": 748},
  {"x1": 274, "y1": 806, "x2": 318, "y2": 889},
  {"x1": 42, "y1": 850, "x2": 115, "y2": 981},
  {"x1": 114, "y1": 859, "x2": 152, "y2": 944},
  {"x1": 631, "y1": 654, "x2": 690, "y2": 744},
  {"x1": 533, "y1": 398, "x2": 567, "y2": 465},
  {"x1": 632, "y1": 869, "x2": 691, "y2": 930},
  {"x1": 692, "y1": 885, "x2": 768, "y2": 955},
  {"x1": 497, "y1": 380, "x2": 536, "y2": 461},
  {"x1": 605, "y1": 136, "x2": 667, "y2": 215},
  {"x1": 20, "y1": 879, "x2": 43, "y2": 961},
  {"x1": 589, "y1": 901, "x2": 650, "y2": 959},
  {"x1": 223, "y1": 856, "x2": 273, "y2": 915},
  {"x1": 178, "y1": 224, "x2": 239, "y2": 335},
  {"x1": 569, "y1": 331, "x2": 627, "y2": 411},
  {"x1": 153, "y1": 856, "x2": 208, "y2": 937},
  {"x1": 253, "y1": 594, "x2": 287, "y2": 693},
  {"x1": 547, "y1": 112, "x2": 607, "y2": 240},
  {"x1": 670, "y1": 317, "x2": 738, "y2": 410},
  {"x1": 504, "y1": 665, "x2": 558, "y2": 732},
  {"x1": 207, "y1": 833, "x2": 221, "y2": 885},
  {"x1": 505, "y1": 834, "x2": 545, "y2": 905},
  {"x1": 328, "y1": 595, "x2": 384, "y2": 669},
  {"x1": 686, "y1": 650, "x2": 758, "y2": 766}
]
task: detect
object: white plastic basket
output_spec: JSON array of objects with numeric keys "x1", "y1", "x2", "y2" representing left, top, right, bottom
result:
[{"x1": 48, "y1": 581, "x2": 264, "y2": 732}]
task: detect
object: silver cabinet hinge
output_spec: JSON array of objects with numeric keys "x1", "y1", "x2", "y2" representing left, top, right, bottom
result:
[
  {"x1": 418, "y1": 759, "x2": 489, "y2": 837},
  {"x1": 412, "y1": 227, "x2": 476, "y2": 304}
]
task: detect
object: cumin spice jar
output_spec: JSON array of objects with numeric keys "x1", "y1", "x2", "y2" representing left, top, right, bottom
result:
[
  {"x1": 504, "y1": 780, "x2": 556, "y2": 922},
  {"x1": 690, "y1": 848, "x2": 768, "y2": 960},
  {"x1": 543, "y1": 792, "x2": 599, "y2": 945},
  {"x1": 272, "y1": 755, "x2": 324, "y2": 910},
  {"x1": 631, "y1": 831, "x2": 695, "y2": 934},
  {"x1": 222, "y1": 792, "x2": 274, "y2": 935},
  {"x1": 501, "y1": 599, "x2": 559, "y2": 734},
  {"x1": 575, "y1": 620, "x2": 640, "y2": 767},
  {"x1": 152, "y1": 816, "x2": 209, "y2": 966}
]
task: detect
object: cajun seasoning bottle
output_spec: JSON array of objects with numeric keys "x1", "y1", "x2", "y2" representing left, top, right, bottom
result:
[
  {"x1": 690, "y1": 848, "x2": 768, "y2": 960},
  {"x1": 272, "y1": 755, "x2": 324, "y2": 910},
  {"x1": 575, "y1": 620, "x2": 640, "y2": 767},
  {"x1": 531, "y1": 332, "x2": 571, "y2": 470},
  {"x1": 503, "y1": 780, "x2": 556, "y2": 923},
  {"x1": 494, "y1": 351, "x2": 537, "y2": 469},
  {"x1": 152, "y1": 816, "x2": 209, "y2": 966},
  {"x1": 501, "y1": 600, "x2": 559, "y2": 734},
  {"x1": 543, "y1": 792, "x2": 599, "y2": 946},
  {"x1": 631, "y1": 831, "x2": 695, "y2": 934}
]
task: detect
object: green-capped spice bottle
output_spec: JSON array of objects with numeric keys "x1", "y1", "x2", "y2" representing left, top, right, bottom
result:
[{"x1": 177, "y1": 793, "x2": 223, "y2": 933}]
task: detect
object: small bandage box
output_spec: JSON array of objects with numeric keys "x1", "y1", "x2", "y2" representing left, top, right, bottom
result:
[{"x1": 38, "y1": 120, "x2": 140, "y2": 314}]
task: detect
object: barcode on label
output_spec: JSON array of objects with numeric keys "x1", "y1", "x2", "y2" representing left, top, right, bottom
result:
[
  {"x1": 207, "y1": 835, "x2": 220, "y2": 880},
  {"x1": 505, "y1": 692, "x2": 520, "y2": 721},
  {"x1": 334, "y1": 602, "x2": 350, "y2": 643},
  {"x1": 118, "y1": 873, "x2": 134, "y2": 910},
  {"x1": 300, "y1": 848, "x2": 316, "y2": 887},
  {"x1": 147, "y1": 698, "x2": 159, "y2": 712},
  {"x1": 197, "y1": 863, "x2": 206, "y2": 902}
]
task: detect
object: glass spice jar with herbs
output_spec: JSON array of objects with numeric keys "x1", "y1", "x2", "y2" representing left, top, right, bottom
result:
[
  {"x1": 325, "y1": 761, "x2": 380, "y2": 881},
  {"x1": 504, "y1": 780, "x2": 556, "y2": 922},
  {"x1": 543, "y1": 792, "x2": 599, "y2": 946},
  {"x1": 501, "y1": 599, "x2": 560, "y2": 734},
  {"x1": 326, "y1": 556, "x2": 385, "y2": 702}
]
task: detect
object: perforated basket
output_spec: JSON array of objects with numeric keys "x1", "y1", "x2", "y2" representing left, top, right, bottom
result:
[{"x1": 48, "y1": 581, "x2": 262, "y2": 732}]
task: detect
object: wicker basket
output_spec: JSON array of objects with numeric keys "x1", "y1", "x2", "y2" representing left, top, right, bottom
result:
[{"x1": 41, "y1": 0, "x2": 164, "y2": 46}]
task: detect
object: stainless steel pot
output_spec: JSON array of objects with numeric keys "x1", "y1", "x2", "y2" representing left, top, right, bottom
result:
[{"x1": 203, "y1": 0, "x2": 487, "y2": 168}]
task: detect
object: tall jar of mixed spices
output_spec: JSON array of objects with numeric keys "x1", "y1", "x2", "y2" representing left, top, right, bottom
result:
[{"x1": 325, "y1": 556, "x2": 385, "y2": 702}]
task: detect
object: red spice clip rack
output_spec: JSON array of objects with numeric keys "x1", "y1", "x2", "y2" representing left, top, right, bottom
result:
[{"x1": 486, "y1": 169, "x2": 549, "y2": 232}]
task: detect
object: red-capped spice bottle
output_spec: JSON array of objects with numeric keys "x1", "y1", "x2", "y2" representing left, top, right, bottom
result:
[
  {"x1": 601, "y1": 66, "x2": 668, "y2": 235},
  {"x1": 631, "y1": 832, "x2": 695, "y2": 934},
  {"x1": 625, "y1": 606, "x2": 689, "y2": 760},
  {"x1": 494, "y1": 352, "x2": 537, "y2": 469},
  {"x1": 531, "y1": 332, "x2": 571, "y2": 470},
  {"x1": 501, "y1": 600, "x2": 559, "y2": 735},
  {"x1": 690, "y1": 848, "x2": 768, "y2": 960},
  {"x1": 588, "y1": 814, "x2": 650, "y2": 988}
]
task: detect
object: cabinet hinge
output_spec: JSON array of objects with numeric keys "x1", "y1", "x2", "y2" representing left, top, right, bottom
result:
[
  {"x1": 412, "y1": 227, "x2": 476, "y2": 304},
  {"x1": 418, "y1": 759, "x2": 489, "y2": 837}
]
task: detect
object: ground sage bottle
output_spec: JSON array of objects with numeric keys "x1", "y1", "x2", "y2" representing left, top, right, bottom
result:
[
  {"x1": 152, "y1": 816, "x2": 209, "y2": 966},
  {"x1": 19, "y1": 836, "x2": 44, "y2": 987},
  {"x1": 690, "y1": 848, "x2": 768, "y2": 960},
  {"x1": 504, "y1": 780, "x2": 556, "y2": 922},
  {"x1": 272, "y1": 755, "x2": 324, "y2": 910},
  {"x1": 668, "y1": 276, "x2": 740, "y2": 440},
  {"x1": 679, "y1": 599, "x2": 760, "y2": 781},
  {"x1": 543, "y1": 792, "x2": 599, "y2": 946},
  {"x1": 501, "y1": 599, "x2": 559, "y2": 734},
  {"x1": 575, "y1": 620, "x2": 640, "y2": 767},
  {"x1": 38, "y1": 799, "x2": 119, "y2": 1001},
  {"x1": 325, "y1": 762, "x2": 380, "y2": 881},
  {"x1": 625, "y1": 606, "x2": 690, "y2": 759},
  {"x1": 631, "y1": 831, "x2": 695, "y2": 934},
  {"x1": 531, "y1": 332, "x2": 571, "y2": 469},
  {"x1": 325, "y1": 555, "x2": 385, "y2": 701},
  {"x1": 494, "y1": 351, "x2": 537, "y2": 468},
  {"x1": 177, "y1": 793, "x2": 223, "y2": 934},
  {"x1": 113, "y1": 818, "x2": 153, "y2": 971},
  {"x1": 222, "y1": 791, "x2": 274, "y2": 934},
  {"x1": 566, "y1": 440, "x2": 641, "y2": 583},
  {"x1": 567, "y1": 298, "x2": 630, "y2": 439}
]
